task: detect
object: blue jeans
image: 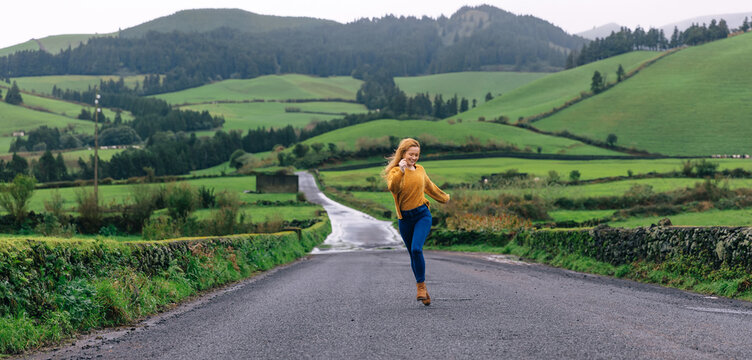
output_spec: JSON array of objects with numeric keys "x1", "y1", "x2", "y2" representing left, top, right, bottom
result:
[{"x1": 398, "y1": 204, "x2": 432, "y2": 283}]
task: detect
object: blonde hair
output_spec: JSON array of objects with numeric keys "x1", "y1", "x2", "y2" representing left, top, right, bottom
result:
[{"x1": 381, "y1": 138, "x2": 420, "y2": 179}]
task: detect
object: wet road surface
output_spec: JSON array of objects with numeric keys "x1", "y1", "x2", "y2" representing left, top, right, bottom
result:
[{"x1": 26, "y1": 172, "x2": 752, "y2": 359}]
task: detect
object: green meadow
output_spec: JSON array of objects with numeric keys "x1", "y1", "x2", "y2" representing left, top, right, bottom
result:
[
  {"x1": 609, "y1": 208, "x2": 752, "y2": 227},
  {"x1": 180, "y1": 101, "x2": 367, "y2": 130},
  {"x1": 451, "y1": 51, "x2": 662, "y2": 123},
  {"x1": 0, "y1": 40, "x2": 39, "y2": 57},
  {"x1": 17, "y1": 92, "x2": 133, "y2": 122},
  {"x1": 9, "y1": 75, "x2": 143, "y2": 95},
  {"x1": 0, "y1": 102, "x2": 95, "y2": 152},
  {"x1": 318, "y1": 157, "x2": 752, "y2": 188},
  {"x1": 535, "y1": 32, "x2": 752, "y2": 156},
  {"x1": 300, "y1": 119, "x2": 623, "y2": 156},
  {"x1": 394, "y1": 71, "x2": 547, "y2": 103},
  {"x1": 19, "y1": 176, "x2": 297, "y2": 214},
  {"x1": 153, "y1": 75, "x2": 364, "y2": 104}
]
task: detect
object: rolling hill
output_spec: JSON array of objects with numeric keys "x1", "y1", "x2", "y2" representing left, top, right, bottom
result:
[
  {"x1": 394, "y1": 71, "x2": 547, "y2": 103},
  {"x1": 10, "y1": 75, "x2": 143, "y2": 95},
  {"x1": 448, "y1": 51, "x2": 662, "y2": 123},
  {"x1": 153, "y1": 75, "x2": 363, "y2": 104},
  {"x1": 0, "y1": 34, "x2": 114, "y2": 57},
  {"x1": 119, "y1": 9, "x2": 337, "y2": 38},
  {"x1": 299, "y1": 119, "x2": 624, "y2": 156},
  {"x1": 534, "y1": 31, "x2": 752, "y2": 156}
]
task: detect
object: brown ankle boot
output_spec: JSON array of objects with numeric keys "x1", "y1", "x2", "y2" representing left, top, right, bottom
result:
[{"x1": 416, "y1": 282, "x2": 430, "y2": 305}]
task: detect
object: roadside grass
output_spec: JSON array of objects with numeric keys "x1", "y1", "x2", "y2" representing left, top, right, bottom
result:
[
  {"x1": 153, "y1": 74, "x2": 363, "y2": 104},
  {"x1": 179, "y1": 101, "x2": 367, "y2": 131},
  {"x1": 450, "y1": 51, "x2": 661, "y2": 123},
  {"x1": 426, "y1": 242, "x2": 752, "y2": 302},
  {"x1": 9, "y1": 75, "x2": 142, "y2": 95},
  {"x1": 301, "y1": 119, "x2": 623, "y2": 156},
  {"x1": 535, "y1": 32, "x2": 752, "y2": 156},
  {"x1": 394, "y1": 71, "x2": 547, "y2": 104},
  {"x1": 187, "y1": 204, "x2": 321, "y2": 222}
]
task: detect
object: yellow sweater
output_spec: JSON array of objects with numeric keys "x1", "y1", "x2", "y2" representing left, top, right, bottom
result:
[{"x1": 387, "y1": 164, "x2": 450, "y2": 219}]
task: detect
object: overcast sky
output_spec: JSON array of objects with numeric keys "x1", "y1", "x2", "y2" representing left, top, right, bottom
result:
[{"x1": 3, "y1": 0, "x2": 751, "y2": 49}]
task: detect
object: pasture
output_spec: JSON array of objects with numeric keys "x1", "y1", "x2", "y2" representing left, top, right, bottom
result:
[
  {"x1": 535, "y1": 32, "x2": 752, "y2": 156},
  {"x1": 180, "y1": 101, "x2": 368, "y2": 130},
  {"x1": 450, "y1": 51, "x2": 662, "y2": 123},
  {"x1": 9, "y1": 75, "x2": 143, "y2": 95},
  {"x1": 394, "y1": 71, "x2": 547, "y2": 103},
  {"x1": 300, "y1": 119, "x2": 623, "y2": 156},
  {"x1": 153, "y1": 75, "x2": 363, "y2": 104},
  {"x1": 18, "y1": 92, "x2": 133, "y2": 122},
  {"x1": 318, "y1": 157, "x2": 752, "y2": 188}
]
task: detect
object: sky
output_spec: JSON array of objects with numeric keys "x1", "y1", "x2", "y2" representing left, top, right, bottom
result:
[{"x1": 3, "y1": 0, "x2": 752, "y2": 49}]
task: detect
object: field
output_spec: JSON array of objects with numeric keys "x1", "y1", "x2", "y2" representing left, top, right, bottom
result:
[
  {"x1": 318, "y1": 157, "x2": 752, "y2": 188},
  {"x1": 0, "y1": 101, "x2": 95, "y2": 152},
  {"x1": 180, "y1": 101, "x2": 368, "y2": 130},
  {"x1": 15, "y1": 92, "x2": 134, "y2": 122},
  {"x1": 535, "y1": 32, "x2": 752, "y2": 156},
  {"x1": 394, "y1": 71, "x2": 547, "y2": 103},
  {"x1": 300, "y1": 119, "x2": 624, "y2": 156},
  {"x1": 20, "y1": 176, "x2": 297, "y2": 214},
  {"x1": 608, "y1": 208, "x2": 752, "y2": 227},
  {"x1": 450, "y1": 51, "x2": 662, "y2": 123},
  {"x1": 0, "y1": 40, "x2": 39, "y2": 57},
  {"x1": 10, "y1": 75, "x2": 144, "y2": 95},
  {"x1": 153, "y1": 75, "x2": 364, "y2": 104}
]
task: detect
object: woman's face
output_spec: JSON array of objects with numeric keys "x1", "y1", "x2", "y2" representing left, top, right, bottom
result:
[{"x1": 403, "y1": 146, "x2": 420, "y2": 166}]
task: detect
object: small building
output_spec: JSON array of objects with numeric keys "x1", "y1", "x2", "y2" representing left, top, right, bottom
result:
[{"x1": 257, "y1": 173, "x2": 299, "y2": 193}]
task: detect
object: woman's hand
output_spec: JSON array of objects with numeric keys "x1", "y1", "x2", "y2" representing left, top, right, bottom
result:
[{"x1": 399, "y1": 159, "x2": 408, "y2": 172}]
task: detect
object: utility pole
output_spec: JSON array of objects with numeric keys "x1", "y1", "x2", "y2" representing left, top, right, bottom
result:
[{"x1": 94, "y1": 92, "x2": 101, "y2": 207}]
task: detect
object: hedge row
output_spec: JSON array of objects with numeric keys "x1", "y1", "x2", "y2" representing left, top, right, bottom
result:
[
  {"x1": 0, "y1": 219, "x2": 330, "y2": 354},
  {"x1": 428, "y1": 224, "x2": 752, "y2": 271}
]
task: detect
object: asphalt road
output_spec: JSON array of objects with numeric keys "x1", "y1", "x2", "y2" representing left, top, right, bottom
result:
[{"x1": 27, "y1": 172, "x2": 752, "y2": 359}]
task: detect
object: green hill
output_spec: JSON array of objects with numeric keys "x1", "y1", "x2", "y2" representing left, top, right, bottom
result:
[
  {"x1": 299, "y1": 119, "x2": 624, "y2": 156},
  {"x1": 450, "y1": 51, "x2": 662, "y2": 122},
  {"x1": 0, "y1": 101, "x2": 95, "y2": 154},
  {"x1": 0, "y1": 34, "x2": 114, "y2": 56},
  {"x1": 11, "y1": 75, "x2": 143, "y2": 95},
  {"x1": 120, "y1": 9, "x2": 337, "y2": 38},
  {"x1": 180, "y1": 101, "x2": 368, "y2": 131},
  {"x1": 394, "y1": 71, "x2": 547, "y2": 103},
  {"x1": 535, "y1": 32, "x2": 752, "y2": 156},
  {"x1": 153, "y1": 75, "x2": 363, "y2": 104}
]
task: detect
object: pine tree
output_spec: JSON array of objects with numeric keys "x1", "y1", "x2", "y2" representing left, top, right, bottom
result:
[
  {"x1": 591, "y1": 71, "x2": 605, "y2": 94},
  {"x1": 616, "y1": 64, "x2": 625, "y2": 82},
  {"x1": 5, "y1": 81, "x2": 23, "y2": 105}
]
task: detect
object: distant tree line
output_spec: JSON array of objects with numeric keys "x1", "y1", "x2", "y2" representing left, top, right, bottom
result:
[
  {"x1": 568, "y1": 19, "x2": 733, "y2": 68},
  {"x1": 0, "y1": 6, "x2": 586, "y2": 93},
  {"x1": 355, "y1": 71, "x2": 473, "y2": 118}
]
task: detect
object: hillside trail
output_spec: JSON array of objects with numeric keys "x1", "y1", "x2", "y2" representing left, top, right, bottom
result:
[{"x1": 295, "y1": 171, "x2": 403, "y2": 252}]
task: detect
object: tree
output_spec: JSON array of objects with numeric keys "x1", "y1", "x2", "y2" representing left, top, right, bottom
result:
[
  {"x1": 0, "y1": 88, "x2": 3, "y2": 100},
  {"x1": 591, "y1": 71, "x2": 605, "y2": 94},
  {"x1": 311, "y1": 143, "x2": 325, "y2": 154},
  {"x1": 569, "y1": 170, "x2": 581, "y2": 183},
  {"x1": 485, "y1": 92, "x2": 494, "y2": 102},
  {"x1": 616, "y1": 64, "x2": 625, "y2": 82},
  {"x1": 229, "y1": 149, "x2": 246, "y2": 170},
  {"x1": 4, "y1": 81, "x2": 23, "y2": 105},
  {"x1": 606, "y1": 133, "x2": 618, "y2": 147},
  {"x1": 459, "y1": 98, "x2": 469, "y2": 113},
  {"x1": 0, "y1": 174, "x2": 36, "y2": 223}
]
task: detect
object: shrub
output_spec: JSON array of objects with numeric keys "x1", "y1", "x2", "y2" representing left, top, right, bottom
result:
[
  {"x1": 165, "y1": 182, "x2": 197, "y2": 220},
  {"x1": 0, "y1": 174, "x2": 37, "y2": 223},
  {"x1": 197, "y1": 185, "x2": 216, "y2": 209},
  {"x1": 43, "y1": 189, "x2": 66, "y2": 222},
  {"x1": 34, "y1": 213, "x2": 76, "y2": 238},
  {"x1": 142, "y1": 216, "x2": 181, "y2": 240},
  {"x1": 204, "y1": 191, "x2": 247, "y2": 236},
  {"x1": 122, "y1": 184, "x2": 159, "y2": 232},
  {"x1": 75, "y1": 188, "x2": 102, "y2": 233}
]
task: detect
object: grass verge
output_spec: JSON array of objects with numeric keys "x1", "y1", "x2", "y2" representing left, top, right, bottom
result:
[{"x1": 0, "y1": 219, "x2": 330, "y2": 355}]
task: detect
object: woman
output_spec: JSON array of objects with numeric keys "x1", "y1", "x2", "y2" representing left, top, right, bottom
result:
[{"x1": 383, "y1": 138, "x2": 450, "y2": 306}]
